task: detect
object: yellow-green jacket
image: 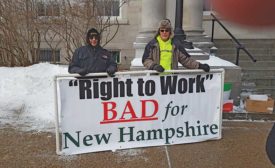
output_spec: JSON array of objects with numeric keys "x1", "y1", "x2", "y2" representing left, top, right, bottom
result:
[{"x1": 142, "y1": 38, "x2": 200, "y2": 70}]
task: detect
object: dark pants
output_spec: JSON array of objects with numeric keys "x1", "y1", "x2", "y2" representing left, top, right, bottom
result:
[{"x1": 266, "y1": 123, "x2": 275, "y2": 165}]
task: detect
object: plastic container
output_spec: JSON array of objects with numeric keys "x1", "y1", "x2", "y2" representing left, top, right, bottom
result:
[
  {"x1": 249, "y1": 94, "x2": 268, "y2": 101},
  {"x1": 223, "y1": 83, "x2": 232, "y2": 101}
]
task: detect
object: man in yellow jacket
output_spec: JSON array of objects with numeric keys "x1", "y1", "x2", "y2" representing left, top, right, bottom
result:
[{"x1": 142, "y1": 19, "x2": 210, "y2": 72}]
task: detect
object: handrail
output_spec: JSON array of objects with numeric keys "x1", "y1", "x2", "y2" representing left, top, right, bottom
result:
[{"x1": 211, "y1": 13, "x2": 257, "y2": 65}]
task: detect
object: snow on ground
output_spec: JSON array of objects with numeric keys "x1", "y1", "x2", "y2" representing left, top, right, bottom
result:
[
  {"x1": 0, "y1": 63, "x2": 146, "y2": 157},
  {"x1": 0, "y1": 63, "x2": 68, "y2": 132}
]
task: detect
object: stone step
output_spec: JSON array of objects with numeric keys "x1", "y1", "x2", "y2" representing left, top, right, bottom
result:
[
  {"x1": 216, "y1": 48, "x2": 273, "y2": 55},
  {"x1": 242, "y1": 68, "x2": 275, "y2": 77},
  {"x1": 241, "y1": 86, "x2": 275, "y2": 98},
  {"x1": 242, "y1": 74, "x2": 275, "y2": 82},
  {"x1": 237, "y1": 61, "x2": 275, "y2": 67},
  {"x1": 214, "y1": 39, "x2": 275, "y2": 102},
  {"x1": 241, "y1": 76, "x2": 275, "y2": 100},
  {"x1": 242, "y1": 81, "x2": 275, "y2": 89},
  {"x1": 241, "y1": 86, "x2": 275, "y2": 99},
  {"x1": 214, "y1": 39, "x2": 275, "y2": 48},
  {"x1": 216, "y1": 54, "x2": 275, "y2": 61}
]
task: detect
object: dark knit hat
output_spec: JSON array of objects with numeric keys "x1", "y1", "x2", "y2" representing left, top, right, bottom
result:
[{"x1": 86, "y1": 28, "x2": 100, "y2": 44}]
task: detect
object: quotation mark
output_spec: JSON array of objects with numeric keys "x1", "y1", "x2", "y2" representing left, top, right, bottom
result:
[
  {"x1": 69, "y1": 80, "x2": 78, "y2": 87},
  {"x1": 206, "y1": 74, "x2": 213, "y2": 80}
]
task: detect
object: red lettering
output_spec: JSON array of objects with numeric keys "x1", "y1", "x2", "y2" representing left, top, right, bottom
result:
[
  {"x1": 100, "y1": 99, "x2": 159, "y2": 124},
  {"x1": 141, "y1": 99, "x2": 159, "y2": 118},
  {"x1": 120, "y1": 101, "x2": 138, "y2": 120},
  {"x1": 102, "y1": 101, "x2": 117, "y2": 121}
]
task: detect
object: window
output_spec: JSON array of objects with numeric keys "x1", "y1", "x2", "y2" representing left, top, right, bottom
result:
[
  {"x1": 110, "y1": 50, "x2": 121, "y2": 64},
  {"x1": 37, "y1": 49, "x2": 60, "y2": 63},
  {"x1": 37, "y1": 0, "x2": 60, "y2": 17},
  {"x1": 96, "y1": 0, "x2": 120, "y2": 17}
]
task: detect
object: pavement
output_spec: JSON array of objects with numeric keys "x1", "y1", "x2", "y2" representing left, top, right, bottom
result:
[{"x1": 1, "y1": 120, "x2": 275, "y2": 168}]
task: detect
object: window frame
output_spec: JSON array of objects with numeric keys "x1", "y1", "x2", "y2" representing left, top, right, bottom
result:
[
  {"x1": 109, "y1": 50, "x2": 121, "y2": 64},
  {"x1": 36, "y1": 0, "x2": 61, "y2": 17},
  {"x1": 97, "y1": 0, "x2": 128, "y2": 24},
  {"x1": 37, "y1": 48, "x2": 61, "y2": 63}
]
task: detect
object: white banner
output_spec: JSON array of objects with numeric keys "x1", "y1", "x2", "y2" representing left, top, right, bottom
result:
[{"x1": 55, "y1": 70, "x2": 224, "y2": 155}]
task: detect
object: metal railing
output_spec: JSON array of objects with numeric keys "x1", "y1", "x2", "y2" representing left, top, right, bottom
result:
[{"x1": 211, "y1": 13, "x2": 257, "y2": 65}]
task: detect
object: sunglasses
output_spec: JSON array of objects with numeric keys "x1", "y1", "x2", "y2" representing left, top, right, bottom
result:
[
  {"x1": 89, "y1": 35, "x2": 99, "y2": 40},
  {"x1": 160, "y1": 29, "x2": 170, "y2": 33}
]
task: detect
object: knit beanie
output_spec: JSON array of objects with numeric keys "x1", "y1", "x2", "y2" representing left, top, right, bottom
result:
[{"x1": 86, "y1": 28, "x2": 100, "y2": 44}]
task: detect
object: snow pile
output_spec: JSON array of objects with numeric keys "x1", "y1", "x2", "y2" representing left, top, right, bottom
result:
[{"x1": 0, "y1": 63, "x2": 68, "y2": 132}]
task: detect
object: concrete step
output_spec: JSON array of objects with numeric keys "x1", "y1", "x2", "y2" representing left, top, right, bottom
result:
[
  {"x1": 214, "y1": 39, "x2": 275, "y2": 101},
  {"x1": 243, "y1": 76, "x2": 275, "y2": 86},
  {"x1": 242, "y1": 67, "x2": 275, "y2": 77},
  {"x1": 241, "y1": 86, "x2": 275, "y2": 98},
  {"x1": 216, "y1": 54, "x2": 275, "y2": 62},
  {"x1": 216, "y1": 48, "x2": 274, "y2": 56},
  {"x1": 214, "y1": 39, "x2": 275, "y2": 48},
  {"x1": 238, "y1": 61, "x2": 275, "y2": 67}
]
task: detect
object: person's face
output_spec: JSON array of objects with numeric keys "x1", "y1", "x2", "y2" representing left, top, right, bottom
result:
[
  {"x1": 159, "y1": 28, "x2": 171, "y2": 41},
  {"x1": 89, "y1": 35, "x2": 99, "y2": 46}
]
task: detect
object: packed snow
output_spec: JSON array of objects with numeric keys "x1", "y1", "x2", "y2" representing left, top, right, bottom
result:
[{"x1": 0, "y1": 63, "x2": 68, "y2": 132}]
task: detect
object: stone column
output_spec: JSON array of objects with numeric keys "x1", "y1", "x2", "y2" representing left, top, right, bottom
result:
[
  {"x1": 165, "y1": 0, "x2": 176, "y2": 27},
  {"x1": 131, "y1": 0, "x2": 165, "y2": 69},
  {"x1": 183, "y1": 0, "x2": 204, "y2": 35},
  {"x1": 183, "y1": 0, "x2": 213, "y2": 52}
]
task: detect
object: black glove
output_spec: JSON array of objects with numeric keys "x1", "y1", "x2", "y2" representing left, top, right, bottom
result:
[
  {"x1": 106, "y1": 66, "x2": 116, "y2": 77},
  {"x1": 153, "y1": 64, "x2": 165, "y2": 72},
  {"x1": 198, "y1": 63, "x2": 210, "y2": 72},
  {"x1": 77, "y1": 68, "x2": 88, "y2": 76}
]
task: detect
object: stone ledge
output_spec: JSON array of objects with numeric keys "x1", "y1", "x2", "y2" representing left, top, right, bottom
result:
[{"x1": 223, "y1": 112, "x2": 275, "y2": 121}]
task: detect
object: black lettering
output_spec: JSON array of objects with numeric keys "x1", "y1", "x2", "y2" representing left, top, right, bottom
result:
[
  {"x1": 178, "y1": 78, "x2": 188, "y2": 94},
  {"x1": 100, "y1": 81, "x2": 112, "y2": 100},
  {"x1": 188, "y1": 78, "x2": 195, "y2": 93},
  {"x1": 145, "y1": 80, "x2": 155, "y2": 96},
  {"x1": 137, "y1": 78, "x2": 145, "y2": 96},
  {"x1": 79, "y1": 80, "x2": 91, "y2": 99},
  {"x1": 113, "y1": 78, "x2": 125, "y2": 98},
  {"x1": 125, "y1": 79, "x2": 133, "y2": 97},
  {"x1": 160, "y1": 76, "x2": 177, "y2": 94},
  {"x1": 196, "y1": 75, "x2": 205, "y2": 93}
]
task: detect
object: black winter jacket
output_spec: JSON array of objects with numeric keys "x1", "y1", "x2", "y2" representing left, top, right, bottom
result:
[{"x1": 68, "y1": 45, "x2": 117, "y2": 74}]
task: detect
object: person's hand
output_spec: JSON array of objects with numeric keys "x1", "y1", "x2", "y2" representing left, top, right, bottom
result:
[
  {"x1": 106, "y1": 67, "x2": 116, "y2": 77},
  {"x1": 198, "y1": 63, "x2": 210, "y2": 72},
  {"x1": 78, "y1": 68, "x2": 88, "y2": 76},
  {"x1": 153, "y1": 64, "x2": 165, "y2": 72}
]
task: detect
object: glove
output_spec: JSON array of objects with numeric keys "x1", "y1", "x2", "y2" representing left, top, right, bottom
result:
[
  {"x1": 106, "y1": 66, "x2": 116, "y2": 77},
  {"x1": 198, "y1": 63, "x2": 210, "y2": 72},
  {"x1": 77, "y1": 68, "x2": 88, "y2": 76},
  {"x1": 153, "y1": 64, "x2": 165, "y2": 72}
]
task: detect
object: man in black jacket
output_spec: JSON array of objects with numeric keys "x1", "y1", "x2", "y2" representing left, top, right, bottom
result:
[{"x1": 68, "y1": 28, "x2": 117, "y2": 76}]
